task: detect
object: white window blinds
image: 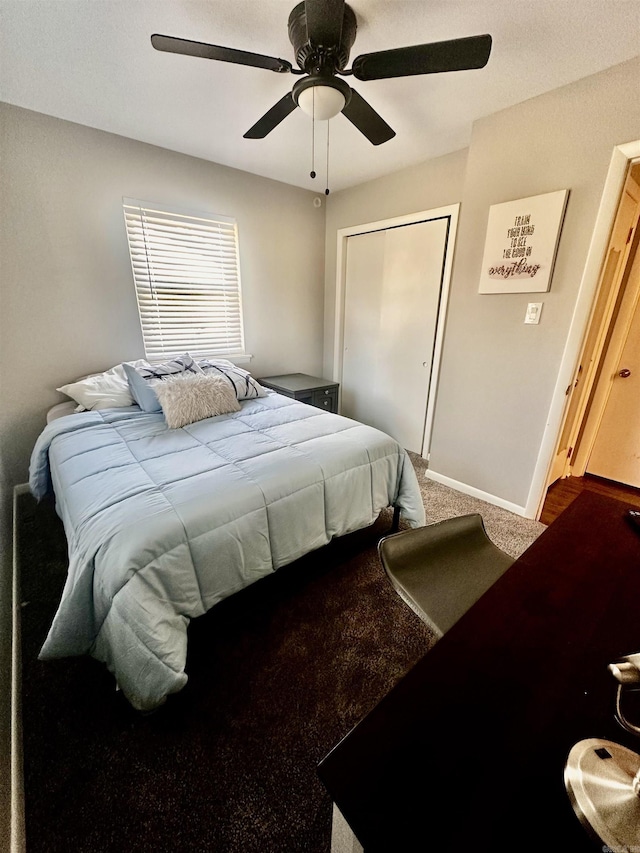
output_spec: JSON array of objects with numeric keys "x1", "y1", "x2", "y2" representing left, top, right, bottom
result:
[{"x1": 123, "y1": 199, "x2": 245, "y2": 362}]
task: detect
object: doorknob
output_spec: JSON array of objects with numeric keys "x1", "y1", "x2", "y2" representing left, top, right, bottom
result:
[{"x1": 619, "y1": 368, "x2": 631, "y2": 378}]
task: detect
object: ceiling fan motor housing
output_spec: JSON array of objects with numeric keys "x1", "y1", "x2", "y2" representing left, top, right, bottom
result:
[{"x1": 288, "y1": 1, "x2": 357, "y2": 75}]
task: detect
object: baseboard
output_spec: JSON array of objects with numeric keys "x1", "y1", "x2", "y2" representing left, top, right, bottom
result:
[
  {"x1": 11, "y1": 486, "x2": 26, "y2": 852},
  {"x1": 424, "y1": 469, "x2": 531, "y2": 519}
]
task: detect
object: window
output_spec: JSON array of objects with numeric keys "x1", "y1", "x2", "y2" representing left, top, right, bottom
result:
[{"x1": 123, "y1": 198, "x2": 245, "y2": 362}]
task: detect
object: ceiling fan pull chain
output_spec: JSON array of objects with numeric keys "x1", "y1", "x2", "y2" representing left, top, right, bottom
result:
[
  {"x1": 310, "y1": 88, "x2": 316, "y2": 179},
  {"x1": 325, "y1": 120, "x2": 330, "y2": 196}
]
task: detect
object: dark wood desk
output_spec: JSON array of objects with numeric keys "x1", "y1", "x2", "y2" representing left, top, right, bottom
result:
[{"x1": 318, "y1": 491, "x2": 640, "y2": 852}]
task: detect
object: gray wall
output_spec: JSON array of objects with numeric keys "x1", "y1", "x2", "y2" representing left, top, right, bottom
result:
[{"x1": 324, "y1": 56, "x2": 640, "y2": 510}]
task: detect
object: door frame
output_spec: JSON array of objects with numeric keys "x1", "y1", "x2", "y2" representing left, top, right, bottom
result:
[
  {"x1": 333, "y1": 204, "x2": 460, "y2": 459},
  {"x1": 526, "y1": 139, "x2": 640, "y2": 519}
]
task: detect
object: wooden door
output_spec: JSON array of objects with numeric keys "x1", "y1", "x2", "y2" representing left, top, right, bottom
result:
[
  {"x1": 586, "y1": 240, "x2": 640, "y2": 486},
  {"x1": 547, "y1": 178, "x2": 640, "y2": 486},
  {"x1": 341, "y1": 217, "x2": 448, "y2": 454}
]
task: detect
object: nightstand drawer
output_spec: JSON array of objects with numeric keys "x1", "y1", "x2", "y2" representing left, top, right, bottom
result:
[{"x1": 312, "y1": 388, "x2": 338, "y2": 413}]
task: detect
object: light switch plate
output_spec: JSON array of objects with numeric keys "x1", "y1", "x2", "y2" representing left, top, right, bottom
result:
[{"x1": 525, "y1": 302, "x2": 543, "y2": 324}]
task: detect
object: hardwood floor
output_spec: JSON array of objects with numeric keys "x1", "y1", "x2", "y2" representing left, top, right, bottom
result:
[{"x1": 540, "y1": 473, "x2": 640, "y2": 525}]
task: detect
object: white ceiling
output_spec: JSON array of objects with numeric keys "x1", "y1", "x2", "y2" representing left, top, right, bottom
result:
[{"x1": 1, "y1": 1, "x2": 639, "y2": 193}]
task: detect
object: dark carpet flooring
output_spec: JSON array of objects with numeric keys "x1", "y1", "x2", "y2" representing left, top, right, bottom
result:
[{"x1": 18, "y1": 494, "x2": 436, "y2": 853}]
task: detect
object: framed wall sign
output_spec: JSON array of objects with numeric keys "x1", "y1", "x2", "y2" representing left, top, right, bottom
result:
[{"x1": 478, "y1": 189, "x2": 569, "y2": 294}]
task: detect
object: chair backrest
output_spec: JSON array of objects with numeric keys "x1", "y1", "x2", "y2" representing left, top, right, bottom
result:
[{"x1": 378, "y1": 514, "x2": 515, "y2": 637}]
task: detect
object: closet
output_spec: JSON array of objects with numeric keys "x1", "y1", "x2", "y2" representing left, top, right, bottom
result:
[{"x1": 337, "y1": 207, "x2": 457, "y2": 456}]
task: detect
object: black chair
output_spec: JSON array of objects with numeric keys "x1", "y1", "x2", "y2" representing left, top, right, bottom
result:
[{"x1": 378, "y1": 513, "x2": 515, "y2": 638}]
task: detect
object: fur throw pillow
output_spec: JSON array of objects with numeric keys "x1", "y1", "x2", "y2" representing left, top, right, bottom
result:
[{"x1": 152, "y1": 372, "x2": 240, "y2": 429}]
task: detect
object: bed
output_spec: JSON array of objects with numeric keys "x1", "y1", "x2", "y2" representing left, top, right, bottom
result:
[{"x1": 29, "y1": 376, "x2": 425, "y2": 711}]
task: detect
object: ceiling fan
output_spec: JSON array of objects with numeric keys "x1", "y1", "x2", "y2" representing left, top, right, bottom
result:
[{"x1": 151, "y1": 0, "x2": 492, "y2": 146}]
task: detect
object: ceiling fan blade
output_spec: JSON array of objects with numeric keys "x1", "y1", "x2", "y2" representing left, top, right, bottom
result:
[
  {"x1": 304, "y1": 0, "x2": 345, "y2": 46},
  {"x1": 341, "y1": 88, "x2": 395, "y2": 146},
  {"x1": 352, "y1": 34, "x2": 492, "y2": 81},
  {"x1": 151, "y1": 34, "x2": 293, "y2": 74},
  {"x1": 243, "y1": 93, "x2": 298, "y2": 139}
]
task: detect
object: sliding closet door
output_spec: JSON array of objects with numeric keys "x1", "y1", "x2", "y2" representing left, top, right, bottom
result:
[{"x1": 341, "y1": 217, "x2": 448, "y2": 453}]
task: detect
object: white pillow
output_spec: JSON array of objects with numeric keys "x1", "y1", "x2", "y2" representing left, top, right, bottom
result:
[
  {"x1": 56, "y1": 360, "x2": 149, "y2": 410},
  {"x1": 197, "y1": 358, "x2": 267, "y2": 400},
  {"x1": 152, "y1": 373, "x2": 240, "y2": 429}
]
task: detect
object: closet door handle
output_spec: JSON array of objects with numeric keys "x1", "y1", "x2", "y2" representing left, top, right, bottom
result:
[{"x1": 619, "y1": 368, "x2": 631, "y2": 378}]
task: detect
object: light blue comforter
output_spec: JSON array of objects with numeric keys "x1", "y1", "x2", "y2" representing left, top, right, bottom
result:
[{"x1": 29, "y1": 392, "x2": 425, "y2": 710}]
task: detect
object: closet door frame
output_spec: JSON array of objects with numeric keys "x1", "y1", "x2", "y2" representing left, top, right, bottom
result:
[{"x1": 333, "y1": 204, "x2": 460, "y2": 460}]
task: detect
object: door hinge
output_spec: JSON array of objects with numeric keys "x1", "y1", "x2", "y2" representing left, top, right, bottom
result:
[{"x1": 566, "y1": 364, "x2": 583, "y2": 395}]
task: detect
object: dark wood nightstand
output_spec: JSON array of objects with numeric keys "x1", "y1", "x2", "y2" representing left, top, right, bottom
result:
[{"x1": 258, "y1": 373, "x2": 339, "y2": 413}]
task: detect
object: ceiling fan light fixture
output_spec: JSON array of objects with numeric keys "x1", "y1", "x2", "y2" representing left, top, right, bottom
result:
[
  {"x1": 297, "y1": 84, "x2": 345, "y2": 119},
  {"x1": 292, "y1": 76, "x2": 351, "y2": 121}
]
